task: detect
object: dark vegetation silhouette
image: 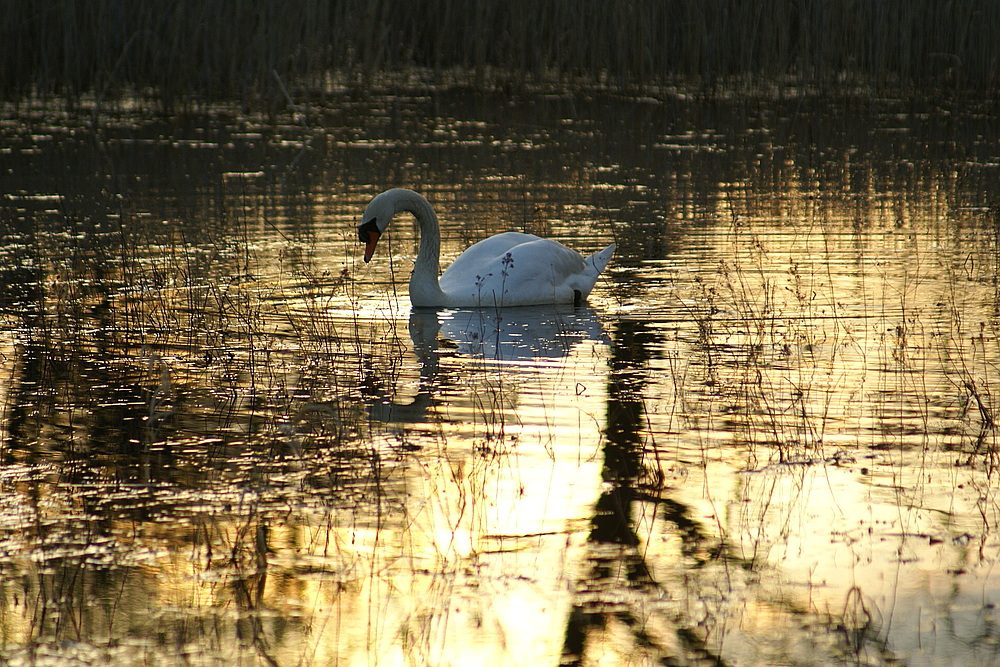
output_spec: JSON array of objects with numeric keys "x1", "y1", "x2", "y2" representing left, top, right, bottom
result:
[{"x1": 2, "y1": 0, "x2": 997, "y2": 105}]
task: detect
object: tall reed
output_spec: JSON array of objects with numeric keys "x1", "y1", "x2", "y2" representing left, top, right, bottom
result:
[{"x1": 2, "y1": 0, "x2": 997, "y2": 104}]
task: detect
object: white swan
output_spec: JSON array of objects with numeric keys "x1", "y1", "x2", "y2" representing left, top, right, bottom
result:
[{"x1": 358, "y1": 188, "x2": 616, "y2": 308}]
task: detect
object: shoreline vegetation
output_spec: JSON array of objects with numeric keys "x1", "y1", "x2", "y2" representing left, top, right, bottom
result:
[{"x1": 2, "y1": 0, "x2": 998, "y2": 107}]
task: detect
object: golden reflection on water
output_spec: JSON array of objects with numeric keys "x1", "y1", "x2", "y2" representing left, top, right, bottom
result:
[
  {"x1": 619, "y1": 166, "x2": 1000, "y2": 664},
  {"x1": 2, "y1": 92, "x2": 1000, "y2": 665},
  {"x1": 0, "y1": 325, "x2": 608, "y2": 666},
  {"x1": 242, "y1": 341, "x2": 607, "y2": 666}
]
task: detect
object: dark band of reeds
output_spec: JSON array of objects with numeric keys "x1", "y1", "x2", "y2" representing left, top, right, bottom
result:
[{"x1": 3, "y1": 0, "x2": 997, "y2": 102}]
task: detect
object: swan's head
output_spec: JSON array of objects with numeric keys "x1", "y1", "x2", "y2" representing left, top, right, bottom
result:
[
  {"x1": 359, "y1": 189, "x2": 434, "y2": 263},
  {"x1": 358, "y1": 217, "x2": 382, "y2": 263},
  {"x1": 358, "y1": 189, "x2": 404, "y2": 263}
]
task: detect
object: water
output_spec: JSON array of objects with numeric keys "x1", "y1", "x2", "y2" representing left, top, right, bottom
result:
[{"x1": 2, "y1": 87, "x2": 999, "y2": 666}]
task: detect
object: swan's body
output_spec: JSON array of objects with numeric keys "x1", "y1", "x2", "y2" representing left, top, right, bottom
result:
[{"x1": 358, "y1": 188, "x2": 615, "y2": 308}]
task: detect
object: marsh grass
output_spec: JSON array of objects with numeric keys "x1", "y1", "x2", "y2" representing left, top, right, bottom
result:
[
  {"x1": 3, "y1": 0, "x2": 999, "y2": 105},
  {"x1": 1, "y1": 188, "x2": 374, "y2": 463},
  {"x1": 3, "y1": 88, "x2": 1000, "y2": 665},
  {"x1": 0, "y1": 188, "x2": 416, "y2": 664},
  {"x1": 632, "y1": 201, "x2": 1000, "y2": 661},
  {"x1": 654, "y1": 194, "x2": 1000, "y2": 475}
]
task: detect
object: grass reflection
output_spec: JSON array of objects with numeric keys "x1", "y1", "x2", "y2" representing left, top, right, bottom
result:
[
  {"x1": 605, "y1": 166, "x2": 1000, "y2": 664},
  {"x1": 2, "y1": 92, "x2": 1000, "y2": 665}
]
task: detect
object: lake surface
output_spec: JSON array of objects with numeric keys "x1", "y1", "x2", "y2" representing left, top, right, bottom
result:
[{"x1": 2, "y1": 86, "x2": 999, "y2": 666}]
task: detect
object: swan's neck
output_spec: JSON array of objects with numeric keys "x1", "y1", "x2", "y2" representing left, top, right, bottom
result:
[{"x1": 399, "y1": 192, "x2": 447, "y2": 306}]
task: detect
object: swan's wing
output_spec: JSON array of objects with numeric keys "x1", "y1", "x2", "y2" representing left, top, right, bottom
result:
[{"x1": 439, "y1": 233, "x2": 610, "y2": 306}]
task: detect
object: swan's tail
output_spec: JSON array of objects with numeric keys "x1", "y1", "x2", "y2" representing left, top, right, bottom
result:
[
  {"x1": 586, "y1": 243, "x2": 616, "y2": 276},
  {"x1": 574, "y1": 243, "x2": 617, "y2": 304}
]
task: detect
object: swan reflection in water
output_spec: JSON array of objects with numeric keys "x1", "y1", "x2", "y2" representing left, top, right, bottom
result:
[{"x1": 367, "y1": 305, "x2": 608, "y2": 423}]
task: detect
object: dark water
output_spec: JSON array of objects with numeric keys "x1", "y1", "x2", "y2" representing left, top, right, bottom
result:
[{"x1": 2, "y1": 87, "x2": 999, "y2": 666}]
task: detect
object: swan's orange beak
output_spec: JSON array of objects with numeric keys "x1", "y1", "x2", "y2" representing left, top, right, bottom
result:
[
  {"x1": 359, "y1": 218, "x2": 382, "y2": 263},
  {"x1": 362, "y1": 230, "x2": 381, "y2": 263}
]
